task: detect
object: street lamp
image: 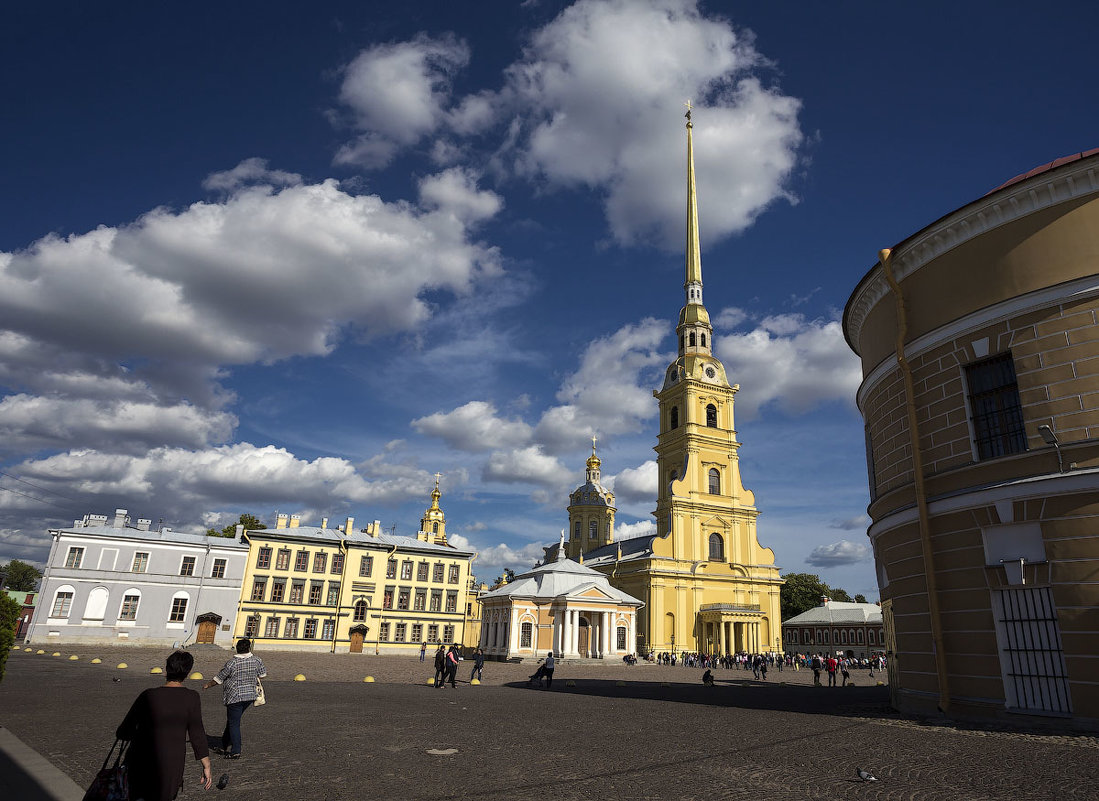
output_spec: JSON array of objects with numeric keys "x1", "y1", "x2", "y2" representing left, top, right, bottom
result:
[{"x1": 1038, "y1": 424, "x2": 1065, "y2": 472}]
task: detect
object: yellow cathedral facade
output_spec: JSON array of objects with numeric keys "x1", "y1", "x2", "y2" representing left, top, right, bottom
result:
[{"x1": 561, "y1": 107, "x2": 783, "y2": 656}]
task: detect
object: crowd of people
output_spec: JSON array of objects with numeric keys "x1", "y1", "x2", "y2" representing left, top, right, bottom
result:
[{"x1": 645, "y1": 650, "x2": 887, "y2": 684}]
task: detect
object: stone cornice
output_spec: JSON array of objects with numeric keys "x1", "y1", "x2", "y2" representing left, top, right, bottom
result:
[{"x1": 845, "y1": 154, "x2": 1099, "y2": 352}]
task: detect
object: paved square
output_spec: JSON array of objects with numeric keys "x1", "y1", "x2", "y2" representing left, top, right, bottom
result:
[{"x1": 2, "y1": 646, "x2": 1097, "y2": 800}]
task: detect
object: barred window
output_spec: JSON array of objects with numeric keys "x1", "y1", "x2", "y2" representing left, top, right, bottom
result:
[{"x1": 966, "y1": 353, "x2": 1026, "y2": 460}]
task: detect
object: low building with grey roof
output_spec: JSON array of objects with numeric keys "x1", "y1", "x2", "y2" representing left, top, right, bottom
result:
[{"x1": 781, "y1": 597, "x2": 885, "y2": 658}]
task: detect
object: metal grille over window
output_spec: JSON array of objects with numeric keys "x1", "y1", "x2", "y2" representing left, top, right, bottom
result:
[
  {"x1": 994, "y1": 587, "x2": 1072, "y2": 715},
  {"x1": 966, "y1": 353, "x2": 1026, "y2": 459}
]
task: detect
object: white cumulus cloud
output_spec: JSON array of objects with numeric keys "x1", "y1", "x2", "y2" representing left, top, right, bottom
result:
[
  {"x1": 411, "y1": 401, "x2": 532, "y2": 453},
  {"x1": 805, "y1": 539, "x2": 870, "y2": 567}
]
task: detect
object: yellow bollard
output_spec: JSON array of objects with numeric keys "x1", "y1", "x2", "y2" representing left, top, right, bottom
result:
[
  {"x1": 69, "y1": 655, "x2": 79, "y2": 661},
  {"x1": 189, "y1": 672, "x2": 203, "y2": 680},
  {"x1": 36, "y1": 650, "x2": 45, "y2": 655},
  {"x1": 150, "y1": 667, "x2": 163, "y2": 674},
  {"x1": 52, "y1": 652, "x2": 61, "y2": 657},
  {"x1": 470, "y1": 678, "x2": 480, "y2": 685},
  {"x1": 294, "y1": 674, "x2": 306, "y2": 682},
  {"x1": 426, "y1": 678, "x2": 436, "y2": 686},
  {"x1": 117, "y1": 663, "x2": 128, "y2": 669},
  {"x1": 24, "y1": 647, "x2": 32, "y2": 652},
  {"x1": 363, "y1": 676, "x2": 375, "y2": 683},
  {"x1": 91, "y1": 658, "x2": 102, "y2": 664}
]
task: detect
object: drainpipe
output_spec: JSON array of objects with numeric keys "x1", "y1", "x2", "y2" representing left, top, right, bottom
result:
[
  {"x1": 879, "y1": 248, "x2": 951, "y2": 715},
  {"x1": 331, "y1": 535, "x2": 350, "y2": 654},
  {"x1": 184, "y1": 537, "x2": 212, "y2": 647}
]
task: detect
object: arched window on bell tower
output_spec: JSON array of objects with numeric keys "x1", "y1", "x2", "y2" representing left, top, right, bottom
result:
[
  {"x1": 589, "y1": 520, "x2": 597, "y2": 540},
  {"x1": 700, "y1": 333, "x2": 706, "y2": 347},
  {"x1": 708, "y1": 468, "x2": 720, "y2": 495},
  {"x1": 670, "y1": 406, "x2": 679, "y2": 429},
  {"x1": 706, "y1": 404, "x2": 717, "y2": 427},
  {"x1": 708, "y1": 533, "x2": 724, "y2": 561},
  {"x1": 689, "y1": 332, "x2": 696, "y2": 347}
]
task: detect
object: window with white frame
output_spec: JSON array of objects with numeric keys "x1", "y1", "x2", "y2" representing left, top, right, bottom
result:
[
  {"x1": 168, "y1": 594, "x2": 189, "y2": 623},
  {"x1": 131, "y1": 552, "x2": 149, "y2": 573},
  {"x1": 617, "y1": 626, "x2": 627, "y2": 651},
  {"x1": 428, "y1": 624, "x2": 438, "y2": 642},
  {"x1": 284, "y1": 618, "x2": 299, "y2": 638},
  {"x1": 64, "y1": 547, "x2": 84, "y2": 569},
  {"x1": 210, "y1": 558, "x2": 227, "y2": 579},
  {"x1": 321, "y1": 619, "x2": 334, "y2": 640},
  {"x1": 179, "y1": 556, "x2": 196, "y2": 577},
  {"x1": 443, "y1": 625, "x2": 454, "y2": 643},
  {"x1": 412, "y1": 623, "x2": 423, "y2": 642},
  {"x1": 264, "y1": 617, "x2": 280, "y2": 638},
  {"x1": 119, "y1": 591, "x2": 141, "y2": 621},
  {"x1": 50, "y1": 586, "x2": 75, "y2": 618},
  {"x1": 447, "y1": 564, "x2": 460, "y2": 584},
  {"x1": 445, "y1": 591, "x2": 457, "y2": 613},
  {"x1": 395, "y1": 622, "x2": 407, "y2": 642},
  {"x1": 379, "y1": 622, "x2": 390, "y2": 641},
  {"x1": 401, "y1": 561, "x2": 413, "y2": 580},
  {"x1": 520, "y1": 622, "x2": 532, "y2": 648}
]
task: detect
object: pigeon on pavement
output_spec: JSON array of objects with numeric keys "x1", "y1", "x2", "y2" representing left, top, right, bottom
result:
[
  {"x1": 856, "y1": 767, "x2": 878, "y2": 782},
  {"x1": 216, "y1": 773, "x2": 230, "y2": 790}
]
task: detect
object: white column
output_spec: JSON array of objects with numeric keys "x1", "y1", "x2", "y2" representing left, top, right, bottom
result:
[
  {"x1": 571, "y1": 610, "x2": 580, "y2": 656},
  {"x1": 628, "y1": 611, "x2": 636, "y2": 654},
  {"x1": 561, "y1": 608, "x2": 570, "y2": 656},
  {"x1": 509, "y1": 608, "x2": 518, "y2": 654},
  {"x1": 551, "y1": 609, "x2": 560, "y2": 655},
  {"x1": 601, "y1": 611, "x2": 610, "y2": 659},
  {"x1": 608, "y1": 614, "x2": 617, "y2": 655}
]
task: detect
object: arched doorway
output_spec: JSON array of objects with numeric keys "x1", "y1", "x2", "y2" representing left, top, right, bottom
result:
[
  {"x1": 578, "y1": 617, "x2": 590, "y2": 657},
  {"x1": 349, "y1": 624, "x2": 369, "y2": 654},
  {"x1": 195, "y1": 612, "x2": 222, "y2": 644}
]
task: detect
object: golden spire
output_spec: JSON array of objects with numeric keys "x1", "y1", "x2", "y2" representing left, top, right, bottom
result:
[
  {"x1": 684, "y1": 99, "x2": 702, "y2": 289},
  {"x1": 429, "y1": 472, "x2": 442, "y2": 510}
]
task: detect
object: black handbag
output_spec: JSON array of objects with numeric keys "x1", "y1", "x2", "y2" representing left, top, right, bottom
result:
[{"x1": 82, "y1": 739, "x2": 130, "y2": 801}]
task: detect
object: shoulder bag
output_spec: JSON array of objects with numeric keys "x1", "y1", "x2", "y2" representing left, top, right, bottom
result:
[
  {"x1": 254, "y1": 678, "x2": 266, "y2": 706},
  {"x1": 82, "y1": 739, "x2": 130, "y2": 801}
]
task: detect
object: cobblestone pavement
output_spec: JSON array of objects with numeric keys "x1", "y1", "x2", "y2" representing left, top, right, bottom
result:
[{"x1": 2, "y1": 645, "x2": 1097, "y2": 801}]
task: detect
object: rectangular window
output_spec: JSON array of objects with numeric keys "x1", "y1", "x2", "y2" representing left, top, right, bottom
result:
[
  {"x1": 257, "y1": 547, "x2": 272, "y2": 569},
  {"x1": 966, "y1": 353, "x2": 1027, "y2": 460},
  {"x1": 379, "y1": 622, "x2": 390, "y2": 642},
  {"x1": 445, "y1": 591, "x2": 457, "y2": 613},
  {"x1": 617, "y1": 626, "x2": 627, "y2": 651},
  {"x1": 271, "y1": 580, "x2": 285, "y2": 603},
  {"x1": 250, "y1": 579, "x2": 267, "y2": 602},
  {"x1": 430, "y1": 590, "x2": 442, "y2": 612},
  {"x1": 443, "y1": 625, "x2": 454, "y2": 643},
  {"x1": 331, "y1": 553, "x2": 344, "y2": 574},
  {"x1": 417, "y1": 562, "x2": 429, "y2": 581},
  {"x1": 131, "y1": 552, "x2": 149, "y2": 573},
  {"x1": 313, "y1": 552, "x2": 327, "y2": 573},
  {"x1": 397, "y1": 588, "x2": 410, "y2": 610},
  {"x1": 119, "y1": 594, "x2": 140, "y2": 621},
  {"x1": 284, "y1": 618, "x2": 299, "y2": 638},
  {"x1": 520, "y1": 622, "x2": 532, "y2": 648},
  {"x1": 327, "y1": 583, "x2": 340, "y2": 606},
  {"x1": 321, "y1": 619, "x2": 335, "y2": 640},
  {"x1": 244, "y1": 615, "x2": 259, "y2": 637},
  {"x1": 294, "y1": 551, "x2": 309, "y2": 571},
  {"x1": 304, "y1": 619, "x2": 318, "y2": 639},
  {"x1": 414, "y1": 590, "x2": 426, "y2": 611},
  {"x1": 308, "y1": 582, "x2": 323, "y2": 605},
  {"x1": 427, "y1": 624, "x2": 439, "y2": 642},
  {"x1": 264, "y1": 617, "x2": 280, "y2": 638},
  {"x1": 386, "y1": 559, "x2": 397, "y2": 579},
  {"x1": 289, "y1": 582, "x2": 304, "y2": 604},
  {"x1": 412, "y1": 623, "x2": 423, "y2": 642},
  {"x1": 432, "y1": 563, "x2": 444, "y2": 583},
  {"x1": 401, "y1": 561, "x2": 413, "y2": 580},
  {"x1": 51, "y1": 591, "x2": 74, "y2": 618},
  {"x1": 179, "y1": 556, "x2": 195, "y2": 577},
  {"x1": 169, "y1": 597, "x2": 188, "y2": 623},
  {"x1": 211, "y1": 558, "x2": 227, "y2": 579},
  {"x1": 359, "y1": 555, "x2": 374, "y2": 577},
  {"x1": 383, "y1": 586, "x2": 394, "y2": 610},
  {"x1": 65, "y1": 547, "x2": 84, "y2": 569},
  {"x1": 276, "y1": 549, "x2": 291, "y2": 570},
  {"x1": 395, "y1": 623, "x2": 407, "y2": 642},
  {"x1": 448, "y1": 564, "x2": 460, "y2": 584}
]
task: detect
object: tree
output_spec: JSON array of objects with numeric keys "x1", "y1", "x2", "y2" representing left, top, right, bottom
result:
[
  {"x1": 780, "y1": 573, "x2": 831, "y2": 622},
  {"x1": 0, "y1": 560, "x2": 42, "y2": 592},
  {"x1": 0, "y1": 593, "x2": 20, "y2": 682},
  {"x1": 830, "y1": 588, "x2": 853, "y2": 603},
  {"x1": 854, "y1": 593, "x2": 868, "y2": 604},
  {"x1": 207, "y1": 513, "x2": 265, "y2": 538}
]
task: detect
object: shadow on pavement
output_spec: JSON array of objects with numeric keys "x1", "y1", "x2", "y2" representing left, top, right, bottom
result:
[
  {"x1": 502, "y1": 677, "x2": 896, "y2": 719},
  {"x1": 0, "y1": 746, "x2": 70, "y2": 801}
]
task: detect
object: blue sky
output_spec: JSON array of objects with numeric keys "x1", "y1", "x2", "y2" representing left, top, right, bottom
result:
[{"x1": 2, "y1": 1, "x2": 1097, "y2": 601}]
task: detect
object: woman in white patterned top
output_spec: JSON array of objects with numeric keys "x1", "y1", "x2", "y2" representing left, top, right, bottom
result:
[{"x1": 203, "y1": 638, "x2": 267, "y2": 759}]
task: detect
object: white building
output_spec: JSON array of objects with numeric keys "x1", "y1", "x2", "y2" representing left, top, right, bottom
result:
[
  {"x1": 479, "y1": 542, "x2": 643, "y2": 661},
  {"x1": 781, "y1": 598, "x2": 885, "y2": 658},
  {"x1": 27, "y1": 509, "x2": 249, "y2": 647}
]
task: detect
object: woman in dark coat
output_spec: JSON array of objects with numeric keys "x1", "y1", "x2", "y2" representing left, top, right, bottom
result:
[{"x1": 117, "y1": 651, "x2": 212, "y2": 801}]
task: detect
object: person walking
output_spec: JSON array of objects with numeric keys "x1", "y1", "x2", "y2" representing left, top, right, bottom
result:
[
  {"x1": 420, "y1": 642, "x2": 427, "y2": 662},
  {"x1": 841, "y1": 658, "x2": 851, "y2": 686},
  {"x1": 116, "y1": 650, "x2": 212, "y2": 801},
  {"x1": 470, "y1": 647, "x2": 484, "y2": 682},
  {"x1": 826, "y1": 655, "x2": 839, "y2": 687},
  {"x1": 203, "y1": 637, "x2": 267, "y2": 759},
  {"x1": 445, "y1": 644, "x2": 460, "y2": 688},
  {"x1": 542, "y1": 651, "x2": 555, "y2": 689},
  {"x1": 811, "y1": 653, "x2": 822, "y2": 686},
  {"x1": 433, "y1": 644, "x2": 447, "y2": 688}
]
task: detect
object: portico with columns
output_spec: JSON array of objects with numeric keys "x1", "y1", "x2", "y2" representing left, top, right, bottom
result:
[{"x1": 479, "y1": 540, "x2": 643, "y2": 661}]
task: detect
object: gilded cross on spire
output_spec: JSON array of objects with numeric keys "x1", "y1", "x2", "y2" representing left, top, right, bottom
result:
[
  {"x1": 433, "y1": 472, "x2": 442, "y2": 489},
  {"x1": 591, "y1": 435, "x2": 597, "y2": 454},
  {"x1": 685, "y1": 99, "x2": 693, "y2": 127}
]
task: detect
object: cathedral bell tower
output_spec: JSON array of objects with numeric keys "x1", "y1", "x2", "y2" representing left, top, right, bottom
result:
[
  {"x1": 420, "y1": 473, "x2": 448, "y2": 545},
  {"x1": 566, "y1": 438, "x2": 616, "y2": 559}
]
